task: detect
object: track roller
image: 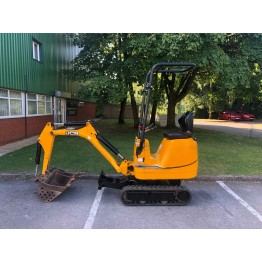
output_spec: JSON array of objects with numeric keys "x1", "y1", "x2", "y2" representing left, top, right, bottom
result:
[{"x1": 121, "y1": 185, "x2": 191, "y2": 206}]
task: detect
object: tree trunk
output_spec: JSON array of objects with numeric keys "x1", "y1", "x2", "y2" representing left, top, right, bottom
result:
[
  {"x1": 129, "y1": 83, "x2": 139, "y2": 128},
  {"x1": 150, "y1": 102, "x2": 158, "y2": 125},
  {"x1": 163, "y1": 69, "x2": 198, "y2": 129},
  {"x1": 166, "y1": 96, "x2": 177, "y2": 129},
  {"x1": 118, "y1": 97, "x2": 127, "y2": 124},
  {"x1": 208, "y1": 105, "x2": 213, "y2": 119},
  {"x1": 163, "y1": 72, "x2": 176, "y2": 129},
  {"x1": 208, "y1": 83, "x2": 213, "y2": 119}
]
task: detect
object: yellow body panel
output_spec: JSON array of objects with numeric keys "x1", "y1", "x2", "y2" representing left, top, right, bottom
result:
[{"x1": 133, "y1": 137, "x2": 198, "y2": 180}]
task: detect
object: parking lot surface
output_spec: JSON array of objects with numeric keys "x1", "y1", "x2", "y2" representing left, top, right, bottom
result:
[
  {"x1": 0, "y1": 179, "x2": 261, "y2": 229},
  {"x1": 194, "y1": 119, "x2": 262, "y2": 138}
]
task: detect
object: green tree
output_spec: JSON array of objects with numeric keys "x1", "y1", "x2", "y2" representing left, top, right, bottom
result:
[
  {"x1": 65, "y1": 33, "x2": 262, "y2": 128},
  {"x1": 64, "y1": 33, "x2": 139, "y2": 126},
  {"x1": 129, "y1": 33, "x2": 230, "y2": 127},
  {"x1": 183, "y1": 34, "x2": 262, "y2": 118}
]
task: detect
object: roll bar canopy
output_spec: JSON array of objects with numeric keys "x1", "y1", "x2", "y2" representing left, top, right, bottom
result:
[
  {"x1": 145, "y1": 62, "x2": 196, "y2": 89},
  {"x1": 136, "y1": 62, "x2": 196, "y2": 155}
]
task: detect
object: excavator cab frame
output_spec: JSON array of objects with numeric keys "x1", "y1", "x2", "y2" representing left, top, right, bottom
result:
[
  {"x1": 137, "y1": 62, "x2": 196, "y2": 154},
  {"x1": 35, "y1": 62, "x2": 198, "y2": 205}
]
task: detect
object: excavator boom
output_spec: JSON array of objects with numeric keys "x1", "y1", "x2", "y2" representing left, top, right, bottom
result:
[
  {"x1": 35, "y1": 121, "x2": 132, "y2": 202},
  {"x1": 36, "y1": 121, "x2": 131, "y2": 176}
]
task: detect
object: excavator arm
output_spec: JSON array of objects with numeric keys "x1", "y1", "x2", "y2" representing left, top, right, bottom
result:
[
  {"x1": 35, "y1": 121, "x2": 131, "y2": 176},
  {"x1": 34, "y1": 121, "x2": 131, "y2": 202}
]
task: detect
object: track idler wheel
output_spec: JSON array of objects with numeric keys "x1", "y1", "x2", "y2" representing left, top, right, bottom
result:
[
  {"x1": 36, "y1": 168, "x2": 80, "y2": 202},
  {"x1": 176, "y1": 189, "x2": 191, "y2": 205}
]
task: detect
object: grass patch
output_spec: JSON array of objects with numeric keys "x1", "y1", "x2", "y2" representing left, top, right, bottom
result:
[
  {"x1": 196, "y1": 129, "x2": 262, "y2": 175},
  {"x1": 0, "y1": 119, "x2": 261, "y2": 176}
]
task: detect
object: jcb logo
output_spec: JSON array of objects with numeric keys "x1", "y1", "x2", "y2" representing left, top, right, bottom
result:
[{"x1": 66, "y1": 131, "x2": 79, "y2": 136}]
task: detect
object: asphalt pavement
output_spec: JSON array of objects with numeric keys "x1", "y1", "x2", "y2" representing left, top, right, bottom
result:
[
  {"x1": 194, "y1": 119, "x2": 262, "y2": 138},
  {"x1": 0, "y1": 179, "x2": 261, "y2": 229}
]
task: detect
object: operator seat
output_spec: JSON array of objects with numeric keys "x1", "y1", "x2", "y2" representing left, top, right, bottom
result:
[{"x1": 163, "y1": 112, "x2": 194, "y2": 140}]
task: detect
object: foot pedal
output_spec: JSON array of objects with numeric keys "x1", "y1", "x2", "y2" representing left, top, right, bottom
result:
[{"x1": 37, "y1": 168, "x2": 80, "y2": 202}]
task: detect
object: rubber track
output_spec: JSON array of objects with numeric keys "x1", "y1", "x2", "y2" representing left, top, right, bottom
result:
[{"x1": 121, "y1": 185, "x2": 191, "y2": 206}]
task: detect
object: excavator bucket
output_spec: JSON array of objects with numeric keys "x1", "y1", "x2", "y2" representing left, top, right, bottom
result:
[{"x1": 36, "y1": 168, "x2": 80, "y2": 202}]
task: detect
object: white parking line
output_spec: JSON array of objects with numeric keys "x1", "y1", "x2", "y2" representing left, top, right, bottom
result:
[
  {"x1": 217, "y1": 181, "x2": 262, "y2": 223},
  {"x1": 84, "y1": 188, "x2": 104, "y2": 229}
]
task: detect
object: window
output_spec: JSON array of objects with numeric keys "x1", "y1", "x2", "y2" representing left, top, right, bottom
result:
[
  {"x1": 0, "y1": 89, "x2": 24, "y2": 118},
  {"x1": 27, "y1": 93, "x2": 37, "y2": 115},
  {"x1": 0, "y1": 90, "x2": 52, "y2": 118},
  {"x1": 32, "y1": 39, "x2": 42, "y2": 61},
  {"x1": 27, "y1": 93, "x2": 52, "y2": 116}
]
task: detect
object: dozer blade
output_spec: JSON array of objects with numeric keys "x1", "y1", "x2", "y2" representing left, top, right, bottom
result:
[{"x1": 37, "y1": 168, "x2": 80, "y2": 202}]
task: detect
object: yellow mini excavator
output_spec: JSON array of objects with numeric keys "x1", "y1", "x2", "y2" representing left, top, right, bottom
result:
[{"x1": 35, "y1": 62, "x2": 198, "y2": 205}]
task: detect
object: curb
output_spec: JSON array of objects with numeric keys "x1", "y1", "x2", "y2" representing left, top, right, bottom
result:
[{"x1": 0, "y1": 173, "x2": 261, "y2": 182}]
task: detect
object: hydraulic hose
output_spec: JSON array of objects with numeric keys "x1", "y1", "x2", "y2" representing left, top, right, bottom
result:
[{"x1": 97, "y1": 133, "x2": 124, "y2": 159}]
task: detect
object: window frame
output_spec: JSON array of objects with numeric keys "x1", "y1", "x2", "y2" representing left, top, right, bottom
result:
[
  {"x1": 0, "y1": 88, "x2": 25, "y2": 119},
  {"x1": 26, "y1": 93, "x2": 52, "y2": 116},
  {"x1": 32, "y1": 39, "x2": 42, "y2": 62}
]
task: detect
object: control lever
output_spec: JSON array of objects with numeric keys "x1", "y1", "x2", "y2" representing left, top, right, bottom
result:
[{"x1": 145, "y1": 123, "x2": 156, "y2": 133}]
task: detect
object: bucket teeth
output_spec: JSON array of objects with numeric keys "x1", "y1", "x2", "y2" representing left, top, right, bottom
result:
[{"x1": 37, "y1": 168, "x2": 80, "y2": 202}]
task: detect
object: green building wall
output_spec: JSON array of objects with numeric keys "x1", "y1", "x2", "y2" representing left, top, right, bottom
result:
[{"x1": 0, "y1": 33, "x2": 80, "y2": 96}]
